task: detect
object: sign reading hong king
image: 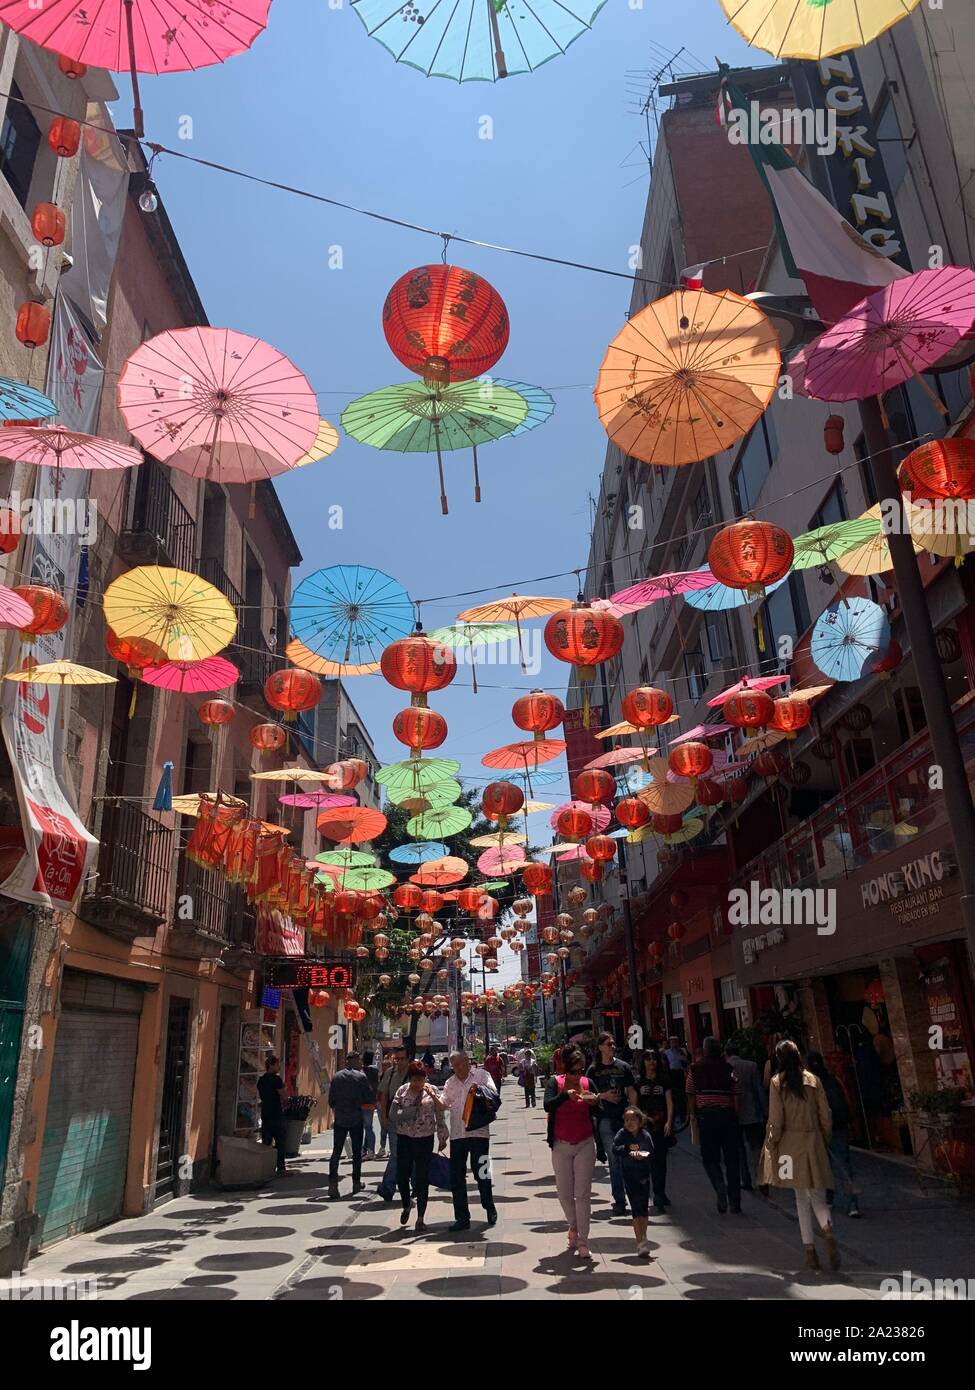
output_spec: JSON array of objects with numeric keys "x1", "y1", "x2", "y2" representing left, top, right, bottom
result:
[{"x1": 860, "y1": 849, "x2": 956, "y2": 913}]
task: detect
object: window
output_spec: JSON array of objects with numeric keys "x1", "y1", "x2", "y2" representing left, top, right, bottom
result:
[
  {"x1": 761, "y1": 574, "x2": 811, "y2": 658},
  {"x1": 0, "y1": 84, "x2": 41, "y2": 208},
  {"x1": 854, "y1": 431, "x2": 878, "y2": 506},
  {"x1": 704, "y1": 612, "x2": 730, "y2": 663},
  {"x1": 683, "y1": 645, "x2": 708, "y2": 703},
  {"x1": 731, "y1": 414, "x2": 778, "y2": 513},
  {"x1": 692, "y1": 481, "x2": 712, "y2": 531},
  {"x1": 810, "y1": 480, "x2": 848, "y2": 529},
  {"x1": 875, "y1": 91, "x2": 908, "y2": 194}
]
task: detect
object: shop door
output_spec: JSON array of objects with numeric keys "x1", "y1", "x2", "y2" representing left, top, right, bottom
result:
[
  {"x1": 32, "y1": 970, "x2": 142, "y2": 1249},
  {"x1": 0, "y1": 915, "x2": 32, "y2": 1190},
  {"x1": 154, "y1": 996, "x2": 191, "y2": 1200}
]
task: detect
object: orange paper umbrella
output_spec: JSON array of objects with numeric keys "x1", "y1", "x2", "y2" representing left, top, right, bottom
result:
[
  {"x1": 595, "y1": 289, "x2": 780, "y2": 467},
  {"x1": 411, "y1": 855, "x2": 469, "y2": 886},
  {"x1": 285, "y1": 637, "x2": 381, "y2": 678},
  {"x1": 482, "y1": 739, "x2": 565, "y2": 772},
  {"x1": 316, "y1": 806, "x2": 388, "y2": 844},
  {"x1": 457, "y1": 593, "x2": 569, "y2": 672}
]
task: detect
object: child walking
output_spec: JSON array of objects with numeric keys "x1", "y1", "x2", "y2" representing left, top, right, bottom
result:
[{"x1": 613, "y1": 1106, "x2": 656, "y2": 1257}]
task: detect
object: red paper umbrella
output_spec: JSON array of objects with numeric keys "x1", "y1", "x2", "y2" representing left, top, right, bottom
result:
[
  {"x1": 381, "y1": 629, "x2": 456, "y2": 706},
  {"x1": 511, "y1": 688, "x2": 565, "y2": 740},
  {"x1": 584, "y1": 745, "x2": 652, "y2": 770},
  {"x1": 482, "y1": 740, "x2": 566, "y2": 772},
  {"x1": 383, "y1": 264, "x2": 510, "y2": 385},
  {"x1": 573, "y1": 768, "x2": 616, "y2": 805},
  {"x1": 316, "y1": 806, "x2": 387, "y2": 844},
  {"x1": 901, "y1": 438, "x2": 975, "y2": 500},
  {"x1": 392, "y1": 706, "x2": 448, "y2": 752},
  {"x1": 708, "y1": 520, "x2": 794, "y2": 597}
]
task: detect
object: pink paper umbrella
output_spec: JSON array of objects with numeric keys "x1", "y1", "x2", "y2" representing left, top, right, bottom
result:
[
  {"x1": 0, "y1": 426, "x2": 141, "y2": 472},
  {"x1": 0, "y1": 585, "x2": 33, "y2": 630},
  {"x1": 279, "y1": 792, "x2": 357, "y2": 810},
  {"x1": 706, "y1": 675, "x2": 788, "y2": 708},
  {"x1": 141, "y1": 656, "x2": 239, "y2": 694},
  {"x1": 804, "y1": 266, "x2": 975, "y2": 404},
  {"x1": 549, "y1": 801, "x2": 611, "y2": 833},
  {"x1": 585, "y1": 745, "x2": 655, "y2": 770},
  {"x1": 669, "y1": 723, "x2": 732, "y2": 745},
  {"x1": 610, "y1": 569, "x2": 717, "y2": 615},
  {"x1": 118, "y1": 327, "x2": 320, "y2": 484},
  {"x1": 478, "y1": 846, "x2": 527, "y2": 875}
]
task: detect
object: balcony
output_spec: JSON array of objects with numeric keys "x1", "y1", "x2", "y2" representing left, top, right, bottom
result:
[
  {"x1": 198, "y1": 557, "x2": 243, "y2": 617},
  {"x1": 119, "y1": 457, "x2": 197, "y2": 571},
  {"x1": 232, "y1": 626, "x2": 276, "y2": 692},
  {"x1": 169, "y1": 855, "x2": 255, "y2": 960},
  {"x1": 80, "y1": 800, "x2": 175, "y2": 942},
  {"x1": 736, "y1": 695, "x2": 975, "y2": 895}
]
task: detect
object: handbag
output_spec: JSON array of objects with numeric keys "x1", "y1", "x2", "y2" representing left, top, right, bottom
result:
[
  {"x1": 463, "y1": 1083, "x2": 502, "y2": 1131},
  {"x1": 428, "y1": 1151, "x2": 452, "y2": 1190}
]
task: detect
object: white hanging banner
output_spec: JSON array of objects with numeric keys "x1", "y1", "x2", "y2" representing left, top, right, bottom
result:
[
  {"x1": 48, "y1": 294, "x2": 105, "y2": 434},
  {"x1": 59, "y1": 104, "x2": 128, "y2": 333}
]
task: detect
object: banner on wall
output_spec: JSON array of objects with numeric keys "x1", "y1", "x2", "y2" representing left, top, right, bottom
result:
[{"x1": 59, "y1": 105, "x2": 129, "y2": 333}]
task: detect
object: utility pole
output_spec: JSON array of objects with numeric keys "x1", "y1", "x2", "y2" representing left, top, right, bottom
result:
[{"x1": 617, "y1": 845, "x2": 648, "y2": 1045}]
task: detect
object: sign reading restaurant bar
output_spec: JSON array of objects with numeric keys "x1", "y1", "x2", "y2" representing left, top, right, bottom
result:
[
  {"x1": 265, "y1": 958, "x2": 357, "y2": 990},
  {"x1": 731, "y1": 826, "x2": 963, "y2": 987}
]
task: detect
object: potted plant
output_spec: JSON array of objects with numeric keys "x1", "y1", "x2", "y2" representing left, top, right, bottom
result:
[
  {"x1": 282, "y1": 1095, "x2": 316, "y2": 1157},
  {"x1": 908, "y1": 1086, "x2": 966, "y2": 1134}
]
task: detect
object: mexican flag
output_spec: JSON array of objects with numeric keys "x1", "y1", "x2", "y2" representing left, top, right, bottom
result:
[{"x1": 720, "y1": 76, "x2": 909, "y2": 324}]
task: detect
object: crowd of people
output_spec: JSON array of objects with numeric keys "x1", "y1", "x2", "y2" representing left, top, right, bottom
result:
[{"x1": 259, "y1": 1029, "x2": 860, "y2": 1269}]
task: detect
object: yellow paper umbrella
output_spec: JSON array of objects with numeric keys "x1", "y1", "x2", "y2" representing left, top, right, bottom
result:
[
  {"x1": 4, "y1": 659, "x2": 117, "y2": 687},
  {"x1": 285, "y1": 637, "x2": 380, "y2": 678},
  {"x1": 836, "y1": 504, "x2": 924, "y2": 576},
  {"x1": 906, "y1": 495, "x2": 975, "y2": 567},
  {"x1": 470, "y1": 831, "x2": 528, "y2": 849},
  {"x1": 104, "y1": 566, "x2": 237, "y2": 662},
  {"x1": 170, "y1": 791, "x2": 248, "y2": 817},
  {"x1": 523, "y1": 800, "x2": 554, "y2": 814},
  {"x1": 250, "y1": 768, "x2": 335, "y2": 785},
  {"x1": 719, "y1": 0, "x2": 922, "y2": 61},
  {"x1": 595, "y1": 289, "x2": 780, "y2": 467},
  {"x1": 456, "y1": 593, "x2": 569, "y2": 672},
  {"x1": 596, "y1": 721, "x2": 638, "y2": 738},
  {"x1": 736, "y1": 729, "x2": 787, "y2": 758},
  {"x1": 664, "y1": 816, "x2": 704, "y2": 845},
  {"x1": 293, "y1": 419, "x2": 340, "y2": 468}
]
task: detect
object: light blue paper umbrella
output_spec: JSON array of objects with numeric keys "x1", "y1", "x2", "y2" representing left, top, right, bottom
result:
[
  {"x1": 351, "y1": 0, "x2": 607, "y2": 82},
  {"x1": 684, "y1": 567, "x2": 788, "y2": 612},
  {"x1": 491, "y1": 379, "x2": 555, "y2": 437},
  {"x1": 810, "y1": 597, "x2": 890, "y2": 682},
  {"x1": 289, "y1": 564, "x2": 413, "y2": 668},
  {"x1": 389, "y1": 841, "x2": 450, "y2": 865},
  {"x1": 0, "y1": 377, "x2": 56, "y2": 421}
]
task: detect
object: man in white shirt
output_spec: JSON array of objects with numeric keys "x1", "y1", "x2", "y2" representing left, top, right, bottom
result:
[{"x1": 440, "y1": 1050, "x2": 499, "y2": 1232}]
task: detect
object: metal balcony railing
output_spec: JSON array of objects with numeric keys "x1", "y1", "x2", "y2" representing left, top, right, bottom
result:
[
  {"x1": 735, "y1": 695, "x2": 975, "y2": 895},
  {"x1": 124, "y1": 457, "x2": 196, "y2": 571},
  {"x1": 198, "y1": 557, "x2": 244, "y2": 615},
  {"x1": 86, "y1": 799, "x2": 174, "y2": 920},
  {"x1": 175, "y1": 856, "x2": 253, "y2": 945},
  {"x1": 233, "y1": 627, "x2": 276, "y2": 690}
]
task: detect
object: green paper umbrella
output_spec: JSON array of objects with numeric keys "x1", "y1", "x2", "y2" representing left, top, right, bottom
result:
[
  {"x1": 384, "y1": 779, "x2": 464, "y2": 810},
  {"x1": 337, "y1": 866, "x2": 396, "y2": 891},
  {"x1": 376, "y1": 758, "x2": 461, "y2": 796},
  {"x1": 316, "y1": 849, "x2": 377, "y2": 868},
  {"x1": 792, "y1": 518, "x2": 881, "y2": 570},
  {"x1": 341, "y1": 379, "x2": 529, "y2": 514},
  {"x1": 314, "y1": 873, "x2": 336, "y2": 890},
  {"x1": 477, "y1": 879, "x2": 509, "y2": 891},
  {"x1": 427, "y1": 621, "x2": 518, "y2": 694},
  {"x1": 406, "y1": 805, "x2": 473, "y2": 839}
]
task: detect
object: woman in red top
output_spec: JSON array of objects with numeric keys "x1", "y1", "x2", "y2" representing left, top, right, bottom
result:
[{"x1": 543, "y1": 1044, "x2": 599, "y2": 1260}]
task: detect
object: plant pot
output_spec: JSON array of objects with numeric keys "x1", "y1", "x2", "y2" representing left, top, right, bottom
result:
[{"x1": 284, "y1": 1117, "x2": 306, "y2": 1158}]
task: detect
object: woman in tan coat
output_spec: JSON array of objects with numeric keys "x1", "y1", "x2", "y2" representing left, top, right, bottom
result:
[{"x1": 759, "y1": 1040, "x2": 838, "y2": 1271}]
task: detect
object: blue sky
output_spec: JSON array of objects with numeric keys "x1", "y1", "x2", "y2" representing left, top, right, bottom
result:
[{"x1": 128, "y1": 1, "x2": 760, "y2": 799}]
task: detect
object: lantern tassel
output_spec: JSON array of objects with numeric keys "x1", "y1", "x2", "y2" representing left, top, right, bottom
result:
[
  {"x1": 152, "y1": 760, "x2": 174, "y2": 813},
  {"x1": 472, "y1": 444, "x2": 481, "y2": 503},
  {"x1": 128, "y1": 683, "x2": 137, "y2": 720},
  {"x1": 756, "y1": 610, "x2": 766, "y2": 655}
]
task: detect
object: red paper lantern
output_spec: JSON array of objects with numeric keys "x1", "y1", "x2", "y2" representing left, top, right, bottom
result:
[
  {"x1": 695, "y1": 777, "x2": 724, "y2": 807},
  {"x1": 381, "y1": 631, "x2": 456, "y2": 706},
  {"x1": 360, "y1": 893, "x2": 385, "y2": 919},
  {"x1": 512, "y1": 688, "x2": 564, "y2": 740},
  {"x1": 573, "y1": 768, "x2": 615, "y2": 805},
  {"x1": 309, "y1": 989, "x2": 330, "y2": 1008},
  {"x1": 13, "y1": 584, "x2": 68, "y2": 637},
  {"x1": 31, "y1": 203, "x2": 66, "y2": 248},
  {"x1": 48, "y1": 116, "x2": 81, "y2": 157},
  {"x1": 105, "y1": 628, "x2": 164, "y2": 677},
  {"x1": 383, "y1": 263, "x2": 509, "y2": 385},
  {"x1": 58, "y1": 55, "x2": 88, "y2": 78},
  {"x1": 264, "y1": 668, "x2": 321, "y2": 721},
  {"x1": 393, "y1": 884, "x2": 423, "y2": 911},
  {"x1": 0, "y1": 508, "x2": 19, "y2": 555},
  {"x1": 544, "y1": 604, "x2": 623, "y2": 724},
  {"x1": 708, "y1": 520, "x2": 794, "y2": 596},
  {"x1": 667, "y1": 921, "x2": 686, "y2": 942},
  {"x1": 614, "y1": 796, "x2": 650, "y2": 830},
  {"x1": 723, "y1": 688, "x2": 774, "y2": 732},
  {"x1": 667, "y1": 741, "x2": 713, "y2": 780},
  {"x1": 652, "y1": 812, "x2": 683, "y2": 835},
  {"x1": 521, "y1": 863, "x2": 552, "y2": 896},
  {"x1": 392, "y1": 705, "x2": 447, "y2": 752},
  {"x1": 724, "y1": 777, "x2": 748, "y2": 804},
  {"x1": 768, "y1": 695, "x2": 812, "y2": 738},
  {"x1": 648, "y1": 941, "x2": 664, "y2": 964},
  {"x1": 198, "y1": 699, "x2": 234, "y2": 727},
  {"x1": 901, "y1": 438, "x2": 975, "y2": 500},
  {"x1": 824, "y1": 415, "x2": 845, "y2": 455},
  {"x1": 328, "y1": 759, "x2": 367, "y2": 790},
  {"x1": 334, "y1": 890, "x2": 362, "y2": 916},
  {"x1": 754, "y1": 749, "x2": 786, "y2": 777},
  {"x1": 579, "y1": 860, "x2": 604, "y2": 883},
  {"x1": 620, "y1": 686, "x2": 673, "y2": 729},
  {"x1": 457, "y1": 886, "x2": 485, "y2": 913},
  {"x1": 15, "y1": 302, "x2": 51, "y2": 349},
  {"x1": 871, "y1": 638, "x2": 903, "y2": 678},
  {"x1": 343, "y1": 998, "x2": 360, "y2": 1022},
  {"x1": 557, "y1": 807, "x2": 593, "y2": 841},
  {"x1": 584, "y1": 834, "x2": 616, "y2": 863},
  {"x1": 864, "y1": 980, "x2": 885, "y2": 1008},
  {"x1": 482, "y1": 780, "x2": 524, "y2": 821},
  {"x1": 250, "y1": 722, "x2": 287, "y2": 752},
  {"x1": 477, "y1": 895, "x2": 500, "y2": 922},
  {"x1": 420, "y1": 889, "x2": 444, "y2": 914}
]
